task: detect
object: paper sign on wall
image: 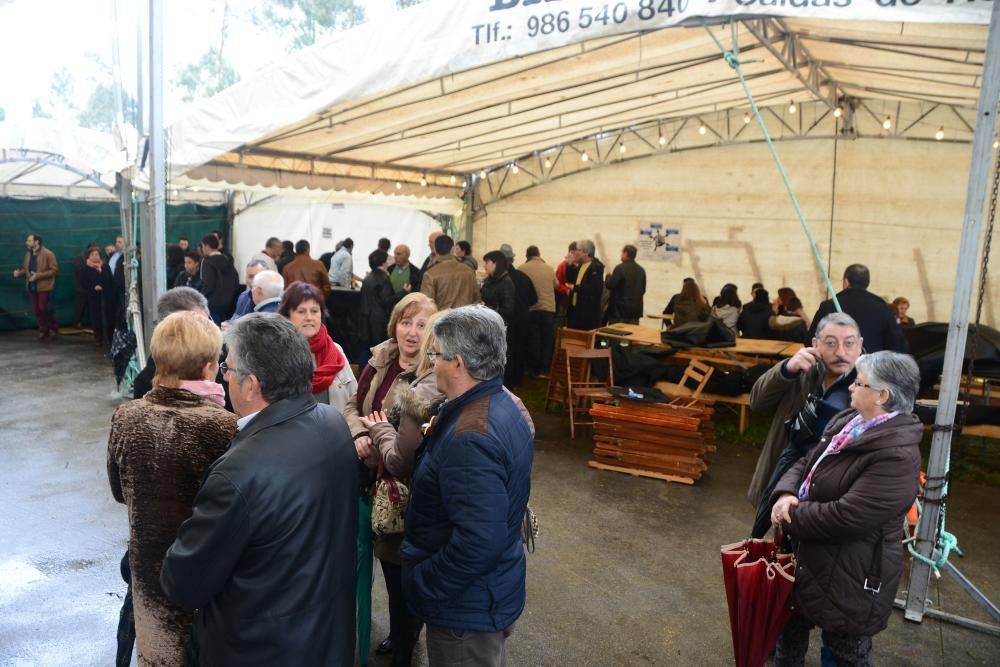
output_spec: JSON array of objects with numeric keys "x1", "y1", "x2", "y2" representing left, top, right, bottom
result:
[{"x1": 638, "y1": 222, "x2": 680, "y2": 262}]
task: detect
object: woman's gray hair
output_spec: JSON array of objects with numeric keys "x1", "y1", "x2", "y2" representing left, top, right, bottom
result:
[
  {"x1": 224, "y1": 313, "x2": 314, "y2": 403},
  {"x1": 854, "y1": 351, "x2": 920, "y2": 414},
  {"x1": 433, "y1": 305, "x2": 507, "y2": 382}
]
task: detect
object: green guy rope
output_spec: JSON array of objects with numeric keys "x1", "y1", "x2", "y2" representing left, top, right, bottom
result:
[{"x1": 705, "y1": 21, "x2": 842, "y2": 312}]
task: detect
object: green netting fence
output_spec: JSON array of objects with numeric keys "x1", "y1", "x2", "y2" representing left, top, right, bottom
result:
[{"x1": 0, "y1": 197, "x2": 226, "y2": 331}]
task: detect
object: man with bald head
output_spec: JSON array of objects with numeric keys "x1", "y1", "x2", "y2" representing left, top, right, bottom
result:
[
  {"x1": 420, "y1": 231, "x2": 444, "y2": 273},
  {"x1": 389, "y1": 244, "x2": 422, "y2": 296}
]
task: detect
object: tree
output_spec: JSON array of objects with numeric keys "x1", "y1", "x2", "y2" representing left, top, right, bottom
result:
[
  {"x1": 31, "y1": 99, "x2": 52, "y2": 120},
  {"x1": 255, "y1": 0, "x2": 366, "y2": 52},
  {"x1": 78, "y1": 83, "x2": 138, "y2": 132},
  {"x1": 395, "y1": 0, "x2": 425, "y2": 7},
  {"x1": 175, "y1": 48, "x2": 241, "y2": 103},
  {"x1": 0, "y1": 107, "x2": 5, "y2": 122}
]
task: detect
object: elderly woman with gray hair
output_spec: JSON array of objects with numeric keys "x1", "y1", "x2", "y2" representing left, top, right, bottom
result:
[{"x1": 770, "y1": 350, "x2": 923, "y2": 666}]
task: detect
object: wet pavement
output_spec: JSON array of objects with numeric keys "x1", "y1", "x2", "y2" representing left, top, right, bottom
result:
[{"x1": 1, "y1": 329, "x2": 998, "y2": 666}]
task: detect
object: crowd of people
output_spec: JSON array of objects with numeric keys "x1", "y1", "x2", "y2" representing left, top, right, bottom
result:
[
  {"x1": 8, "y1": 226, "x2": 934, "y2": 666},
  {"x1": 664, "y1": 264, "x2": 915, "y2": 351},
  {"x1": 108, "y1": 279, "x2": 534, "y2": 666}
]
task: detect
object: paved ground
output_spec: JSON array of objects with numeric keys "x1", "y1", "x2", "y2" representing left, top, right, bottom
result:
[{"x1": 1, "y1": 330, "x2": 998, "y2": 666}]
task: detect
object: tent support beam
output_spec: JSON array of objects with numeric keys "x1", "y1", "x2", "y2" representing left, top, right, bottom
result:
[
  {"x1": 742, "y1": 18, "x2": 842, "y2": 111},
  {"x1": 903, "y1": 0, "x2": 1000, "y2": 630}
]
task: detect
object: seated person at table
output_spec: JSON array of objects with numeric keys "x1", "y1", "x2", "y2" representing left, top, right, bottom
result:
[
  {"x1": 670, "y1": 279, "x2": 710, "y2": 327},
  {"x1": 738, "y1": 289, "x2": 774, "y2": 339}
]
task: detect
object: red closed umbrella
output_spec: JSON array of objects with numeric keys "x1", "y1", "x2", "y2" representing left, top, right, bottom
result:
[{"x1": 721, "y1": 535, "x2": 796, "y2": 667}]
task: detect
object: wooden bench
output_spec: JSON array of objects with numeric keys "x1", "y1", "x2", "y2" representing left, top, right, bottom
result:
[{"x1": 655, "y1": 381, "x2": 752, "y2": 434}]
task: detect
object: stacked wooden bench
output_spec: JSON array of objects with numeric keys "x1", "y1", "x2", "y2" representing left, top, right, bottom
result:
[{"x1": 588, "y1": 398, "x2": 716, "y2": 485}]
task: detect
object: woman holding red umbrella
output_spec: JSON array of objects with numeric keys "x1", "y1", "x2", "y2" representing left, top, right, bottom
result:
[{"x1": 770, "y1": 350, "x2": 922, "y2": 666}]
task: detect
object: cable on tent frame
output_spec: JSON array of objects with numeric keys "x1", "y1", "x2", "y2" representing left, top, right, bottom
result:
[{"x1": 703, "y1": 19, "x2": 842, "y2": 312}]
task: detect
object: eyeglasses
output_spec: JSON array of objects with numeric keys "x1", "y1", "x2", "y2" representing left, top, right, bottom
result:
[
  {"x1": 219, "y1": 362, "x2": 239, "y2": 376},
  {"x1": 851, "y1": 380, "x2": 878, "y2": 390},
  {"x1": 426, "y1": 351, "x2": 447, "y2": 362},
  {"x1": 818, "y1": 338, "x2": 860, "y2": 351}
]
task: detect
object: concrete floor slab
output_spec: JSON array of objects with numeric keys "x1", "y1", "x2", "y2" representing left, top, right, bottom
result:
[{"x1": 1, "y1": 330, "x2": 998, "y2": 666}]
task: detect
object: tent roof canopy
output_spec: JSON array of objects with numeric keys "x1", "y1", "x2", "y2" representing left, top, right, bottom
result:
[{"x1": 167, "y1": 2, "x2": 991, "y2": 202}]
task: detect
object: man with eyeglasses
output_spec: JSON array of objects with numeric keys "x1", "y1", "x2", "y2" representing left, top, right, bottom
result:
[
  {"x1": 747, "y1": 312, "x2": 863, "y2": 538},
  {"x1": 161, "y1": 314, "x2": 358, "y2": 665},
  {"x1": 401, "y1": 305, "x2": 533, "y2": 666}
]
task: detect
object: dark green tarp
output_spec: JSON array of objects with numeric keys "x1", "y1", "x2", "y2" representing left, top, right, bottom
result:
[{"x1": 1, "y1": 197, "x2": 226, "y2": 331}]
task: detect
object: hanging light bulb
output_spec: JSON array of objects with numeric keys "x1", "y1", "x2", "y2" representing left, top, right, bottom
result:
[
  {"x1": 935, "y1": 127, "x2": 945, "y2": 141},
  {"x1": 833, "y1": 106, "x2": 843, "y2": 118},
  {"x1": 479, "y1": 169, "x2": 487, "y2": 179},
  {"x1": 511, "y1": 163, "x2": 519, "y2": 174},
  {"x1": 658, "y1": 134, "x2": 667, "y2": 146},
  {"x1": 619, "y1": 142, "x2": 627, "y2": 154},
  {"x1": 420, "y1": 175, "x2": 428, "y2": 187},
  {"x1": 788, "y1": 100, "x2": 797, "y2": 114},
  {"x1": 581, "y1": 151, "x2": 589, "y2": 162},
  {"x1": 698, "y1": 123, "x2": 707, "y2": 135},
  {"x1": 461, "y1": 180, "x2": 467, "y2": 189},
  {"x1": 544, "y1": 157, "x2": 552, "y2": 169},
  {"x1": 994, "y1": 138, "x2": 1000, "y2": 150},
  {"x1": 743, "y1": 112, "x2": 751, "y2": 125},
  {"x1": 449, "y1": 175, "x2": 457, "y2": 184},
  {"x1": 882, "y1": 116, "x2": 892, "y2": 130},
  {"x1": 395, "y1": 181, "x2": 402, "y2": 190}
]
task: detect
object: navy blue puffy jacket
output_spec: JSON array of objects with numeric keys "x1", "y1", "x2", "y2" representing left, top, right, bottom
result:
[{"x1": 401, "y1": 376, "x2": 533, "y2": 632}]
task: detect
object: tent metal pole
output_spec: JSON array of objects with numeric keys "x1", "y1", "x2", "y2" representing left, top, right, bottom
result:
[
  {"x1": 142, "y1": 0, "x2": 166, "y2": 351},
  {"x1": 904, "y1": 0, "x2": 1000, "y2": 625}
]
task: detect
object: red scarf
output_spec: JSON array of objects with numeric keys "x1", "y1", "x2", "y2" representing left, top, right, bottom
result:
[
  {"x1": 86, "y1": 256, "x2": 104, "y2": 271},
  {"x1": 309, "y1": 324, "x2": 347, "y2": 394}
]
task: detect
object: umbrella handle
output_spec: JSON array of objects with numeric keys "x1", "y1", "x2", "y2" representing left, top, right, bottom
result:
[{"x1": 773, "y1": 527, "x2": 785, "y2": 558}]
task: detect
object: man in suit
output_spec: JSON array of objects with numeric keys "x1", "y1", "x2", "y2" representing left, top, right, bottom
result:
[
  {"x1": 566, "y1": 239, "x2": 605, "y2": 330},
  {"x1": 809, "y1": 264, "x2": 908, "y2": 353}
]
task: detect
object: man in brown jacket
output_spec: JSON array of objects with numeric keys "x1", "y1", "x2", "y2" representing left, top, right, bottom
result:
[
  {"x1": 13, "y1": 233, "x2": 59, "y2": 338},
  {"x1": 517, "y1": 246, "x2": 558, "y2": 377},
  {"x1": 419, "y1": 235, "x2": 480, "y2": 310},
  {"x1": 281, "y1": 239, "x2": 331, "y2": 297}
]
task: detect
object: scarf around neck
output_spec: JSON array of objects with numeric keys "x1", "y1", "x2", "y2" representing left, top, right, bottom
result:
[
  {"x1": 308, "y1": 323, "x2": 347, "y2": 394},
  {"x1": 798, "y1": 410, "x2": 899, "y2": 500},
  {"x1": 178, "y1": 380, "x2": 226, "y2": 408}
]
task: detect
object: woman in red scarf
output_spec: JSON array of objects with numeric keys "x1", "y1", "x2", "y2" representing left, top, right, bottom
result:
[{"x1": 279, "y1": 281, "x2": 348, "y2": 404}]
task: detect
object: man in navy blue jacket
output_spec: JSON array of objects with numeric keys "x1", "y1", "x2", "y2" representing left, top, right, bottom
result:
[{"x1": 402, "y1": 305, "x2": 534, "y2": 666}]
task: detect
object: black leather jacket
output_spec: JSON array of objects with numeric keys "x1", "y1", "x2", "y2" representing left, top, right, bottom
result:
[{"x1": 161, "y1": 395, "x2": 358, "y2": 666}]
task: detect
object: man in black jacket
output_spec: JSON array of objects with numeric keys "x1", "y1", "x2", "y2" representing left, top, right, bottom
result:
[
  {"x1": 566, "y1": 238, "x2": 605, "y2": 330},
  {"x1": 500, "y1": 244, "x2": 536, "y2": 387},
  {"x1": 198, "y1": 234, "x2": 239, "y2": 324},
  {"x1": 161, "y1": 314, "x2": 358, "y2": 666},
  {"x1": 809, "y1": 264, "x2": 908, "y2": 353},
  {"x1": 605, "y1": 244, "x2": 646, "y2": 324},
  {"x1": 359, "y1": 249, "x2": 398, "y2": 356}
]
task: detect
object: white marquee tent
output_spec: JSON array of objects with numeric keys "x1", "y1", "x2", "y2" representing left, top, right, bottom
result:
[{"x1": 161, "y1": 0, "x2": 1000, "y2": 634}]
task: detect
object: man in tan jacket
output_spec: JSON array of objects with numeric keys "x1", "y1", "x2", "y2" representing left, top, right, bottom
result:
[
  {"x1": 419, "y1": 235, "x2": 480, "y2": 310},
  {"x1": 517, "y1": 245, "x2": 558, "y2": 377},
  {"x1": 13, "y1": 233, "x2": 59, "y2": 338}
]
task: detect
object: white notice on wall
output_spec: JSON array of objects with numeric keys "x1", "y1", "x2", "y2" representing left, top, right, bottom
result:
[{"x1": 637, "y1": 222, "x2": 680, "y2": 263}]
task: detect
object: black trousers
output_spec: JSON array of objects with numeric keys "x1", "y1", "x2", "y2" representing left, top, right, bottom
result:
[{"x1": 380, "y1": 560, "x2": 422, "y2": 667}]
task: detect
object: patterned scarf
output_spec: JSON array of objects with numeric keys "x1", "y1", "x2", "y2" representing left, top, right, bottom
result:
[{"x1": 798, "y1": 411, "x2": 899, "y2": 500}]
